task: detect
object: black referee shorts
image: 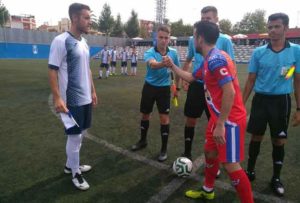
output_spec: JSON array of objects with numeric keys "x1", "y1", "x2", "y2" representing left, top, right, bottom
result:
[
  {"x1": 184, "y1": 81, "x2": 210, "y2": 118},
  {"x1": 247, "y1": 93, "x2": 291, "y2": 138},
  {"x1": 140, "y1": 82, "x2": 170, "y2": 114}
]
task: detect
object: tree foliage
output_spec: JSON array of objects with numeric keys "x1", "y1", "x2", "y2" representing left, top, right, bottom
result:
[
  {"x1": 98, "y1": 3, "x2": 114, "y2": 35},
  {"x1": 94, "y1": 5, "x2": 269, "y2": 37},
  {"x1": 233, "y1": 9, "x2": 267, "y2": 34},
  {"x1": 170, "y1": 19, "x2": 193, "y2": 37},
  {"x1": 110, "y1": 14, "x2": 123, "y2": 37},
  {"x1": 124, "y1": 10, "x2": 140, "y2": 38},
  {"x1": 219, "y1": 19, "x2": 233, "y2": 35},
  {"x1": 0, "y1": 0, "x2": 9, "y2": 27}
]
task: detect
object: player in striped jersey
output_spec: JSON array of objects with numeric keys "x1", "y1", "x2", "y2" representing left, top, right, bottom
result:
[
  {"x1": 130, "y1": 46, "x2": 138, "y2": 76},
  {"x1": 48, "y1": 3, "x2": 98, "y2": 191},
  {"x1": 99, "y1": 45, "x2": 110, "y2": 79},
  {"x1": 120, "y1": 46, "x2": 129, "y2": 75},
  {"x1": 109, "y1": 46, "x2": 118, "y2": 75}
]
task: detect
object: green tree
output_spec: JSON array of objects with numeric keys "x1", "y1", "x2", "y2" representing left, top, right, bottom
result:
[
  {"x1": 111, "y1": 14, "x2": 123, "y2": 37},
  {"x1": 170, "y1": 19, "x2": 193, "y2": 37},
  {"x1": 98, "y1": 3, "x2": 114, "y2": 35},
  {"x1": 233, "y1": 9, "x2": 267, "y2": 34},
  {"x1": 163, "y1": 18, "x2": 170, "y2": 25},
  {"x1": 219, "y1": 19, "x2": 233, "y2": 35},
  {"x1": 0, "y1": 0, "x2": 9, "y2": 27},
  {"x1": 124, "y1": 10, "x2": 140, "y2": 38},
  {"x1": 183, "y1": 24, "x2": 193, "y2": 36}
]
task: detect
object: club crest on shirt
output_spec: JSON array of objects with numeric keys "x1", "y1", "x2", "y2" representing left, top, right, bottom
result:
[{"x1": 219, "y1": 68, "x2": 228, "y2": 76}]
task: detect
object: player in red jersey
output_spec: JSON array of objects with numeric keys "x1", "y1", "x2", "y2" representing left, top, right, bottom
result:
[{"x1": 164, "y1": 21, "x2": 253, "y2": 202}]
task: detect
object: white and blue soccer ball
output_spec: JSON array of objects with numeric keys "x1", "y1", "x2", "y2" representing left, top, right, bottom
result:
[{"x1": 172, "y1": 157, "x2": 193, "y2": 177}]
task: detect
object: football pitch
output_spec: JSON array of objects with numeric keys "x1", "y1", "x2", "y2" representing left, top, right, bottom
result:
[{"x1": 0, "y1": 59, "x2": 299, "y2": 203}]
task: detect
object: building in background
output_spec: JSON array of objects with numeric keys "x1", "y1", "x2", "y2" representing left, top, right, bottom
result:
[
  {"x1": 37, "y1": 18, "x2": 70, "y2": 33},
  {"x1": 8, "y1": 15, "x2": 36, "y2": 30},
  {"x1": 37, "y1": 22, "x2": 59, "y2": 32},
  {"x1": 58, "y1": 18, "x2": 71, "y2": 32}
]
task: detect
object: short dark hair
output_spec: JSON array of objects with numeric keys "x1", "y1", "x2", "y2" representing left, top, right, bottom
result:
[
  {"x1": 201, "y1": 6, "x2": 218, "y2": 15},
  {"x1": 157, "y1": 25, "x2": 171, "y2": 34},
  {"x1": 194, "y1": 21, "x2": 219, "y2": 45},
  {"x1": 69, "y1": 3, "x2": 90, "y2": 22},
  {"x1": 268, "y1": 13, "x2": 289, "y2": 26}
]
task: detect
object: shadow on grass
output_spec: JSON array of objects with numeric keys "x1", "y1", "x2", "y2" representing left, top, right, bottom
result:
[{"x1": 1, "y1": 173, "x2": 74, "y2": 203}]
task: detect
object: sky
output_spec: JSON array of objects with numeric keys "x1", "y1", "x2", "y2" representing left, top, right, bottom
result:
[{"x1": 2, "y1": 0, "x2": 300, "y2": 28}]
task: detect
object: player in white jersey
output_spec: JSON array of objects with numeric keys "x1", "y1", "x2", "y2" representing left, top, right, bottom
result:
[
  {"x1": 48, "y1": 3, "x2": 98, "y2": 191},
  {"x1": 99, "y1": 45, "x2": 110, "y2": 79},
  {"x1": 130, "y1": 46, "x2": 138, "y2": 76},
  {"x1": 120, "y1": 46, "x2": 129, "y2": 75},
  {"x1": 109, "y1": 46, "x2": 118, "y2": 75}
]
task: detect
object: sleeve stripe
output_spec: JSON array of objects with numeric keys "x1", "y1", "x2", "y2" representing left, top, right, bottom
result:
[
  {"x1": 218, "y1": 76, "x2": 234, "y2": 86},
  {"x1": 48, "y1": 64, "x2": 59, "y2": 70}
]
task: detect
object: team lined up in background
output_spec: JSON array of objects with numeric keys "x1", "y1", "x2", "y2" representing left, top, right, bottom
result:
[{"x1": 96, "y1": 45, "x2": 138, "y2": 78}]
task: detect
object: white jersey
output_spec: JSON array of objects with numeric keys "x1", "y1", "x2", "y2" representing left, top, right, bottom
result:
[
  {"x1": 131, "y1": 51, "x2": 138, "y2": 63},
  {"x1": 100, "y1": 49, "x2": 110, "y2": 64},
  {"x1": 120, "y1": 51, "x2": 129, "y2": 62},
  {"x1": 110, "y1": 49, "x2": 117, "y2": 62},
  {"x1": 48, "y1": 32, "x2": 92, "y2": 107}
]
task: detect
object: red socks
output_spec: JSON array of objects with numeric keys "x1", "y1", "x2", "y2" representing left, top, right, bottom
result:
[
  {"x1": 228, "y1": 169, "x2": 254, "y2": 203},
  {"x1": 204, "y1": 158, "x2": 219, "y2": 189}
]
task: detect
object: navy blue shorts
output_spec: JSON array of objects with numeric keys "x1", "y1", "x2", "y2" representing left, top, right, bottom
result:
[
  {"x1": 110, "y1": 61, "x2": 117, "y2": 67},
  {"x1": 65, "y1": 103, "x2": 92, "y2": 135},
  {"x1": 100, "y1": 63, "x2": 109, "y2": 69}
]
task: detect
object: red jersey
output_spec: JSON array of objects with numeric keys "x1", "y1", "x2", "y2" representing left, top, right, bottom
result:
[{"x1": 193, "y1": 48, "x2": 246, "y2": 123}]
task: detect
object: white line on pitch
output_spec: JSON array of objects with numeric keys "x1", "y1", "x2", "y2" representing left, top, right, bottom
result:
[
  {"x1": 146, "y1": 155, "x2": 205, "y2": 203},
  {"x1": 48, "y1": 95, "x2": 294, "y2": 203}
]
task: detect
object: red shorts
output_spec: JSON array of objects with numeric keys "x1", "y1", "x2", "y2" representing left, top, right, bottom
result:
[{"x1": 204, "y1": 118, "x2": 246, "y2": 163}]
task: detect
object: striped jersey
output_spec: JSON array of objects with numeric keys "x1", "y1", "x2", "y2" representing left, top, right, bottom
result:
[{"x1": 48, "y1": 32, "x2": 92, "y2": 107}]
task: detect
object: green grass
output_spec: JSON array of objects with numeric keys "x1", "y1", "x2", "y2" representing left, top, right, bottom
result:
[{"x1": 0, "y1": 60, "x2": 299, "y2": 202}]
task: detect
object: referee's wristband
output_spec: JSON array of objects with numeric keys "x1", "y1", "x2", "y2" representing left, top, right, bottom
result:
[
  {"x1": 176, "y1": 87, "x2": 181, "y2": 91},
  {"x1": 297, "y1": 107, "x2": 300, "y2": 111}
]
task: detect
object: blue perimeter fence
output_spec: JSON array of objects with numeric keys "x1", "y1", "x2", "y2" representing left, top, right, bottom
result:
[
  {"x1": 0, "y1": 27, "x2": 127, "y2": 59},
  {"x1": 0, "y1": 42, "x2": 100, "y2": 59}
]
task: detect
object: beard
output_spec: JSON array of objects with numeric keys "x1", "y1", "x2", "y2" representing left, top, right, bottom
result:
[
  {"x1": 80, "y1": 28, "x2": 89, "y2": 34},
  {"x1": 78, "y1": 25, "x2": 89, "y2": 35}
]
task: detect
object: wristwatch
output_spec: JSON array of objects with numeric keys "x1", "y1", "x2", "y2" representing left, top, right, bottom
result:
[{"x1": 176, "y1": 87, "x2": 181, "y2": 91}]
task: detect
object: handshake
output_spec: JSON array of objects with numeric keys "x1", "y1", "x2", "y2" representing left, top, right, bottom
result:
[{"x1": 162, "y1": 56, "x2": 175, "y2": 69}]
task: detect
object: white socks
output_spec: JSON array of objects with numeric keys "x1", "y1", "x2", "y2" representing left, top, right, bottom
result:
[
  {"x1": 99, "y1": 70, "x2": 110, "y2": 78},
  {"x1": 66, "y1": 134, "x2": 82, "y2": 177}
]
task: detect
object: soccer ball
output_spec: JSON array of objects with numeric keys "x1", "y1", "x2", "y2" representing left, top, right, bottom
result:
[{"x1": 172, "y1": 157, "x2": 193, "y2": 177}]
